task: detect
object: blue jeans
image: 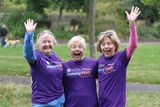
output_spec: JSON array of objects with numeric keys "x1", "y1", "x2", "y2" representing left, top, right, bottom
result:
[
  {"x1": 0, "y1": 36, "x2": 6, "y2": 47},
  {"x1": 32, "y1": 94, "x2": 65, "y2": 107}
]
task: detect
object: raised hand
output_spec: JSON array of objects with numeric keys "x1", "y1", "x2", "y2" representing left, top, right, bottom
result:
[
  {"x1": 24, "y1": 19, "x2": 37, "y2": 33},
  {"x1": 125, "y1": 6, "x2": 141, "y2": 24}
]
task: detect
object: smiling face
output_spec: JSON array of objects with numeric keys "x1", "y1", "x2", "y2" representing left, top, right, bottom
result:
[
  {"x1": 70, "y1": 41, "x2": 84, "y2": 62},
  {"x1": 96, "y1": 30, "x2": 120, "y2": 57},
  {"x1": 38, "y1": 34, "x2": 54, "y2": 55},
  {"x1": 100, "y1": 37, "x2": 116, "y2": 57}
]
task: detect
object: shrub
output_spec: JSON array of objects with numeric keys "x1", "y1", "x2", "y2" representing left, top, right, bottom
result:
[
  {"x1": 138, "y1": 26, "x2": 159, "y2": 38},
  {"x1": 1, "y1": 11, "x2": 37, "y2": 39},
  {"x1": 52, "y1": 29, "x2": 74, "y2": 39}
]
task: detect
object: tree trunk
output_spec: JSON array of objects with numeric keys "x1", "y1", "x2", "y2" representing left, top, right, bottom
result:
[
  {"x1": 0, "y1": 0, "x2": 3, "y2": 11},
  {"x1": 88, "y1": 0, "x2": 96, "y2": 58},
  {"x1": 57, "y1": 0, "x2": 64, "y2": 29}
]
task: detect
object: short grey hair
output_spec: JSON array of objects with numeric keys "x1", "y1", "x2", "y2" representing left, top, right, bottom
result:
[
  {"x1": 36, "y1": 30, "x2": 57, "y2": 49},
  {"x1": 68, "y1": 35, "x2": 86, "y2": 49}
]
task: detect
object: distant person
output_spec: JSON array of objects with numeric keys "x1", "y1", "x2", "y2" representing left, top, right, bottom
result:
[
  {"x1": 96, "y1": 6, "x2": 141, "y2": 107},
  {"x1": 0, "y1": 24, "x2": 8, "y2": 47},
  {"x1": 23, "y1": 19, "x2": 65, "y2": 107},
  {"x1": 63, "y1": 36, "x2": 98, "y2": 107}
]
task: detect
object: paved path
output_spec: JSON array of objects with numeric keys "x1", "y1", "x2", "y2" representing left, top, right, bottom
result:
[
  {"x1": 0, "y1": 75, "x2": 160, "y2": 93},
  {"x1": 0, "y1": 75, "x2": 30, "y2": 85},
  {"x1": 126, "y1": 83, "x2": 160, "y2": 93}
]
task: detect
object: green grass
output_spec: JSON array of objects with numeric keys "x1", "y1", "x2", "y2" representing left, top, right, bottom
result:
[
  {"x1": 0, "y1": 83, "x2": 31, "y2": 107},
  {"x1": 0, "y1": 83, "x2": 160, "y2": 107},
  {"x1": 0, "y1": 43, "x2": 160, "y2": 84},
  {"x1": 0, "y1": 46, "x2": 29, "y2": 76},
  {"x1": 126, "y1": 91, "x2": 160, "y2": 107},
  {"x1": 127, "y1": 43, "x2": 160, "y2": 84}
]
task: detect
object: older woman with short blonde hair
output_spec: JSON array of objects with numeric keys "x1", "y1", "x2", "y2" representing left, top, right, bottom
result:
[{"x1": 63, "y1": 35, "x2": 98, "y2": 107}]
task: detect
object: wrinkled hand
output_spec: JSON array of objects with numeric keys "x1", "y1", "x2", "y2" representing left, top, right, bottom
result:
[
  {"x1": 24, "y1": 19, "x2": 37, "y2": 33},
  {"x1": 125, "y1": 6, "x2": 141, "y2": 24}
]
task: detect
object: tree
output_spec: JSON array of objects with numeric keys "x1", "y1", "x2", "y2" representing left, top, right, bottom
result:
[
  {"x1": 0, "y1": 0, "x2": 3, "y2": 12},
  {"x1": 88, "y1": 0, "x2": 96, "y2": 58},
  {"x1": 1, "y1": 0, "x2": 37, "y2": 38},
  {"x1": 52, "y1": 0, "x2": 96, "y2": 57},
  {"x1": 51, "y1": 0, "x2": 88, "y2": 28},
  {"x1": 26, "y1": 0, "x2": 89, "y2": 28},
  {"x1": 140, "y1": 0, "x2": 160, "y2": 26},
  {"x1": 26, "y1": 0, "x2": 51, "y2": 14},
  {"x1": 115, "y1": 0, "x2": 160, "y2": 26},
  {"x1": 25, "y1": 0, "x2": 97, "y2": 57},
  {"x1": 54, "y1": 0, "x2": 96, "y2": 58}
]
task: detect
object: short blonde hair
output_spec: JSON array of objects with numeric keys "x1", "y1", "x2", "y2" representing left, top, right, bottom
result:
[
  {"x1": 96, "y1": 30, "x2": 120, "y2": 53},
  {"x1": 36, "y1": 30, "x2": 57, "y2": 49},
  {"x1": 67, "y1": 35, "x2": 86, "y2": 49}
]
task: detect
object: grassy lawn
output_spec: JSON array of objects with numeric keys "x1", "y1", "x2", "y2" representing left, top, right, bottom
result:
[
  {"x1": 127, "y1": 43, "x2": 160, "y2": 84},
  {"x1": 0, "y1": 83, "x2": 160, "y2": 107},
  {"x1": 0, "y1": 43, "x2": 160, "y2": 84},
  {"x1": 126, "y1": 91, "x2": 160, "y2": 107},
  {"x1": 0, "y1": 83, "x2": 31, "y2": 107}
]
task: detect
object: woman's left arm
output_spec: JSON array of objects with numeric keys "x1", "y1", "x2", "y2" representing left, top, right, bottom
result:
[{"x1": 125, "y1": 6, "x2": 141, "y2": 58}]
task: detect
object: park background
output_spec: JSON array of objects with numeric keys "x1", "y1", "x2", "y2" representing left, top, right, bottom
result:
[{"x1": 0, "y1": 0, "x2": 160, "y2": 107}]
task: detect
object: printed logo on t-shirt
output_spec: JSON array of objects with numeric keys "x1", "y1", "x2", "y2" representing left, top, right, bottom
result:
[
  {"x1": 66, "y1": 68, "x2": 92, "y2": 78},
  {"x1": 46, "y1": 61, "x2": 63, "y2": 71},
  {"x1": 98, "y1": 63, "x2": 115, "y2": 75}
]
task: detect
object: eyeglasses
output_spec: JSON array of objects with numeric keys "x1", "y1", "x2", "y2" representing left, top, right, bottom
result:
[{"x1": 98, "y1": 31, "x2": 113, "y2": 37}]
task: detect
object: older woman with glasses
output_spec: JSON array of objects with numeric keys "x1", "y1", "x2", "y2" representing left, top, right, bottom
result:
[
  {"x1": 96, "y1": 6, "x2": 141, "y2": 107},
  {"x1": 23, "y1": 19, "x2": 65, "y2": 107}
]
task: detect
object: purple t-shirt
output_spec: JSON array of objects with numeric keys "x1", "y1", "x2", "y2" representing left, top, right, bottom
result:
[
  {"x1": 63, "y1": 57, "x2": 98, "y2": 107},
  {"x1": 98, "y1": 49, "x2": 131, "y2": 107},
  {"x1": 30, "y1": 50, "x2": 64, "y2": 104}
]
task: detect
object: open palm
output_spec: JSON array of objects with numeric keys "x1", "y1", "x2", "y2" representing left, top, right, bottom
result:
[
  {"x1": 24, "y1": 19, "x2": 37, "y2": 32},
  {"x1": 125, "y1": 6, "x2": 141, "y2": 23}
]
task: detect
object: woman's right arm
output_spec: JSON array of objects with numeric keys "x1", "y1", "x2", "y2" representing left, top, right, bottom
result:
[
  {"x1": 23, "y1": 32, "x2": 36, "y2": 63},
  {"x1": 23, "y1": 19, "x2": 37, "y2": 64}
]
